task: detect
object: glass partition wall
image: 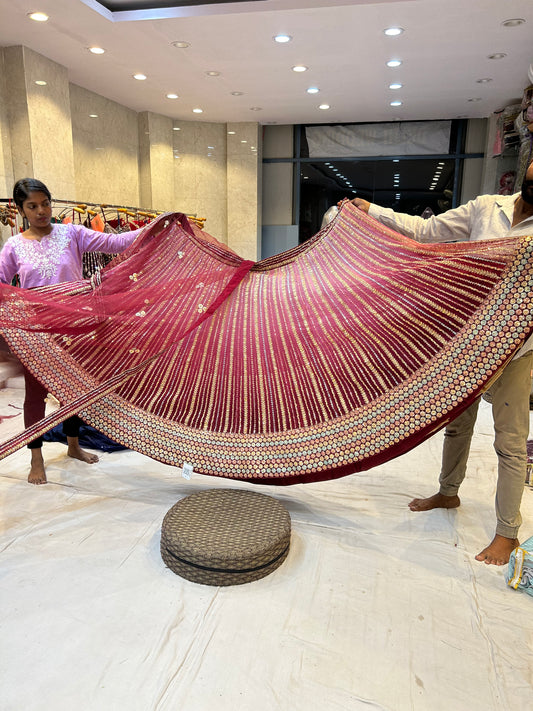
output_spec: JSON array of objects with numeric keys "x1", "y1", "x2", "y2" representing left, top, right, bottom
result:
[{"x1": 293, "y1": 119, "x2": 482, "y2": 243}]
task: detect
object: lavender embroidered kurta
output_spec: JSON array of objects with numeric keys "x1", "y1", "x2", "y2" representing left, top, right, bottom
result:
[{"x1": 0, "y1": 222, "x2": 143, "y2": 288}]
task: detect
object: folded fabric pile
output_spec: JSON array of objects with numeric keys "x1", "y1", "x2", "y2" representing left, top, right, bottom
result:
[{"x1": 506, "y1": 536, "x2": 533, "y2": 597}]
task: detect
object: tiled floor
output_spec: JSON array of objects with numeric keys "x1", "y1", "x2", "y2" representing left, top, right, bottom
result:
[{"x1": 1, "y1": 379, "x2": 532, "y2": 711}]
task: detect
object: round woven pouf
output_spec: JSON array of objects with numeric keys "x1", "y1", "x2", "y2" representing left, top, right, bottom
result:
[{"x1": 160, "y1": 488, "x2": 291, "y2": 586}]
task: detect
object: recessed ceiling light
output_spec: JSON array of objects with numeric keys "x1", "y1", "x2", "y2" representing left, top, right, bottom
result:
[
  {"x1": 292, "y1": 65, "x2": 308, "y2": 72},
  {"x1": 133, "y1": 73, "x2": 147, "y2": 81},
  {"x1": 173, "y1": 127, "x2": 181, "y2": 131},
  {"x1": 193, "y1": 108, "x2": 203, "y2": 113},
  {"x1": 318, "y1": 104, "x2": 330, "y2": 110},
  {"x1": 205, "y1": 71, "x2": 220, "y2": 77},
  {"x1": 307, "y1": 87, "x2": 319, "y2": 94},
  {"x1": 166, "y1": 93, "x2": 179, "y2": 99},
  {"x1": 389, "y1": 82, "x2": 403, "y2": 90},
  {"x1": 488, "y1": 53, "x2": 506, "y2": 60},
  {"x1": 384, "y1": 27, "x2": 404, "y2": 36},
  {"x1": 502, "y1": 18, "x2": 525, "y2": 27},
  {"x1": 250, "y1": 107, "x2": 262, "y2": 111},
  {"x1": 28, "y1": 12, "x2": 49, "y2": 22},
  {"x1": 231, "y1": 91, "x2": 244, "y2": 96},
  {"x1": 228, "y1": 131, "x2": 236, "y2": 134},
  {"x1": 274, "y1": 34, "x2": 292, "y2": 43},
  {"x1": 476, "y1": 78, "x2": 492, "y2": 83},
  {"x1": 89, "y1": 114, "x2": 98, "y2": 118},
  {"x1": 35, "y1": 80, "x2": 47, "y2": 86},
  {"x1": 241, "y1": 140, "x2": 248, "y2": 143},
  {"x1": 393, "y1": 159, "x2": 400, "y2": 163},
  {"x1": 387, "y1": 59, "x2": 402, "y2": 68},
  {"x1": 89, "y1": 47, "x2": 105, "y2": 55},
  {"x1": 171, "y1": 41, "x2": 190, "y2": 48},
  {"x1": 390, "y1": 100, "x2": 403, "y2": 107}
]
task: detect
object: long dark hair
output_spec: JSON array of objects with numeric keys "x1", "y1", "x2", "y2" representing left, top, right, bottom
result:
[{"x1": 13, "y1": 178, "x2": 52, "y2": 209}]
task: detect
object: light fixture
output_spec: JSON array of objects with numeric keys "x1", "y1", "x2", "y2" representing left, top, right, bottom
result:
[
  {"x1": 133, "y1": 73, "x2": 147, "y2": 80},
  {"x1": 89, "y1": 47, "x2": 105, "y2": 55},
  {"x1": 318, "y1": 104, "x2": 330, "y2": 110},
  {"x1": 384, "y1": 27, "x2": 404, "y2": 36},
  {"x1": 389, "y1": 82, "x2": 403, "y2": 90},
  {"x1": 166, "y1": 93, "x2": 179, "y2": 99},
  {"x1": 231, "y1": 91, "x2": 244, "y2": 96},
  {"x1": 387, "y1": 59, "x2": 402, "y2": 68},
  {"x1": 241, "y1": 140, "x2": 247, "y2": 143},
  {"x1": 274, "y1": 34, "x2": 292, "y2": 43},
  {"x1": 35, "y1": 80, "x2": 47, "y2": 86},
  {"x1": 502, "y1": 18, "x2": 525, "y2": 27},
  {"x1": 193, "y1": 108, "x2": 203, "y2": 113},
  {"x1": 390, "y1": 100, "x2": 402, "y2": 107},
  {"x1": 28, "y1": 12, "x2": 48, "y2": 22},
  {"x1": 173, "y1": 127, "x2": 181, "y2": 131},
  {"x1": 89, "y1": 114, "x2": 98, "y2": 118},
  {"x1": 228, "y1": 131, "x2": 236, "y2": 135},
  {"x1": 307, "y1": 87, "x2": 319, "y2": 94},
  {"x1": 292, "y1": 65, "x2": 308, "y2": 72},
  {"x1": 171, "y1": 41, "x2": 190, "y2": 48},
  {"x1": 488, "y1": 53, "x2": 506, "y2": 60},
  {"x1": 205, "y1": 71, "x2": 220, "y2": 77}
]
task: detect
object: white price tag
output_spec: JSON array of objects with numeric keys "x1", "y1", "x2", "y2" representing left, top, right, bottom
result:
[{"x1": 182, "y1": 462, "x2": 194, "y2": 480}]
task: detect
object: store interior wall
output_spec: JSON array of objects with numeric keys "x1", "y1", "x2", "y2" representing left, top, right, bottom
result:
[
  {"x1": 0, "y1": 45, "x2": 523, "y2": 258},
  {"x1": 0, "y1": 45, "x2": 261, "y2": 259}
]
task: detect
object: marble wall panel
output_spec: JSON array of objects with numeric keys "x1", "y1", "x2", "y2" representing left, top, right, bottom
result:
[
  {"x1": 226, "y1": 122, "x2": 261, "y2": 260},
  {"x1": 22, "y1": 47, "x2": 75, "y2": 199},
  {"x1": 173, "y1": 121, "x2": 227, "y2": 241},
  {"x1": 0, "y1": 49, "x2": 15, "y2": 247},
  {"x1": 3, "y1": 47, "x2": 34, "y2": 184},
  {"x1": 71, "y1": 84, "x2": 140, "y2": 206},
  {"x1": 147, "y1": 112, "x2": 174, "y2": 211}
]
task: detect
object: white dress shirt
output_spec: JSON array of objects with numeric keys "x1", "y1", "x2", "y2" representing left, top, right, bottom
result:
[{"x1": 368, "y1": 193, "x2": 533, "y2": 357}]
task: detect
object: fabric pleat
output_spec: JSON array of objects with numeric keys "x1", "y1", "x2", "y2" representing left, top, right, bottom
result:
[{"x1": 1, "y1": 204, "x2": 531, "y2": 483}]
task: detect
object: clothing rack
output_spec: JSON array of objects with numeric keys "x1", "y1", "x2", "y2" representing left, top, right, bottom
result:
[{"x1": 0, "y1": 197, "x2": 205, "y2": 231}]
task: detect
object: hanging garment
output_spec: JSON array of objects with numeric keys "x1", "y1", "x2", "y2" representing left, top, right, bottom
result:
[{"x1": 0, "y1": 204, "x2": 531, "y2": 484}]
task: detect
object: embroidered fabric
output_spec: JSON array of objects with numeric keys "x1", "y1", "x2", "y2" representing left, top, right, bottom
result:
[
  {"x1": 0, "y1": 204, "x2": 531, "y2": 484},
  {"x1": 11, "y1": 227, "x2": 71, "y2": 280}
]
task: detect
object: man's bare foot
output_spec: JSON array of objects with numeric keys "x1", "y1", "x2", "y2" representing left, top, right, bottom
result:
[
  {"x1": 408, "y1": 492, "x2": 460, "y2": 511},
  {"x1": 28, "y1": 450, "x2": 47, "y2": 485},
  {"x1": 67, "y1": 441, "x2": 99, "y2": 464},
  {"x1": 474, "y1": 534, "x2": 519, "y2": 566}
]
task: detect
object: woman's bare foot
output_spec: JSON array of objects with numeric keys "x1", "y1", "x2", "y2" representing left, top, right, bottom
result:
[
  {"x1": 67, "y1": 439, "x2": 99, "y2": 464},
  {"x1": 408, "y1": 492, "x2": 460, "y2": 511},
  {"x1": 474, "y1": 534, "x2": 519, "y2": 566},
  {"x1": 28, "y1": 449, "x2": 47, "y2": 485}
]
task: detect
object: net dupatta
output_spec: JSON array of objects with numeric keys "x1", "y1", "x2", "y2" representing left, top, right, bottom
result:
[{"x1": 1, "y1": 204, "x2": 532, "y2": 484}]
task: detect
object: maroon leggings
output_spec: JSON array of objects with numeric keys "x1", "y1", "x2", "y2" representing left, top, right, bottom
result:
[{"x1": 23, "y1": 368, "x2": 81, "y2": 449}]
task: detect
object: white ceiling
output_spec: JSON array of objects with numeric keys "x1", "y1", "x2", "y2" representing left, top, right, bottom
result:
[{"x1": 1, "y1": 0, "x2": 532, "y2": 125}]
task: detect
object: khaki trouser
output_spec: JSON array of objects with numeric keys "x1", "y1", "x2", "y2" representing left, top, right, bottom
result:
[{"x1": 439, "y1": 352, "x2": 533, "y2": 539}]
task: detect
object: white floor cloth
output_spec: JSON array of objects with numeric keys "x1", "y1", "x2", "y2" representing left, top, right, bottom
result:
[{"x1": 1, "y1": 384, "x2": 532, "y2": 711}]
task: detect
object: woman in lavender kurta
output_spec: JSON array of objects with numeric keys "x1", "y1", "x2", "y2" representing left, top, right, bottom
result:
[{"x1": 0, "y1": 178, "x2": 147, "y2": 485}]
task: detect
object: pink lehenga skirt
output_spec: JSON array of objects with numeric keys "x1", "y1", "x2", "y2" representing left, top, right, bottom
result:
[{"x1": 1, "y1": 203, "x2": 531, "y2": 484}]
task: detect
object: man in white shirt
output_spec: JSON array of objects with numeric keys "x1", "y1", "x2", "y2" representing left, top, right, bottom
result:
[{"x1": 350, "y1": 159, "x2": 533, "y2": 565}]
